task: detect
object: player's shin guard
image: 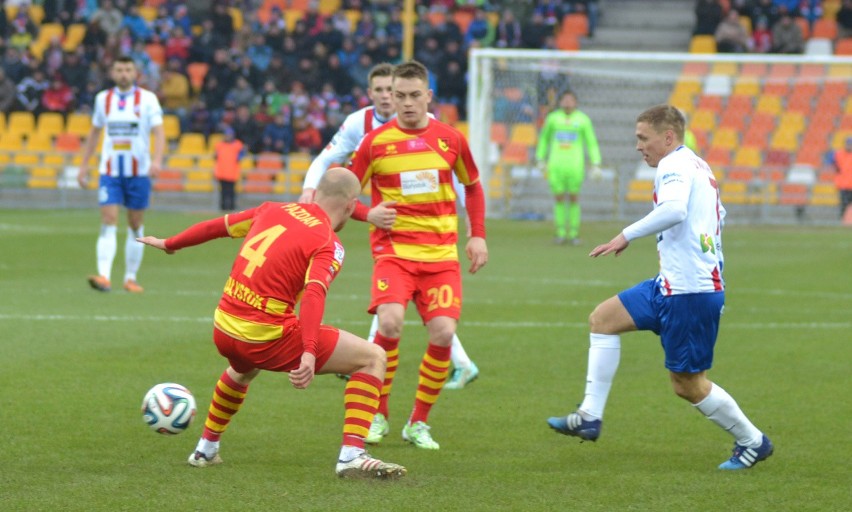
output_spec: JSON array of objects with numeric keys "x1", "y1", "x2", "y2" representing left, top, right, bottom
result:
[
  {"x1": 96, "y1": 224, "x2": 117, "y2": 279},
  {"x1": 125, "y1": 226, "x2": 144, "y2": 282},
  {"x1": 579, "y1": 333, "x2": 621, "y2": 420},
  {"x1": 201, "y1": 370, "x2": 248, "y2": 442},
  {"x1": 409, "y1": 343, "x2": 451, "y2": 424},
  {"x1": 373, "y1": 333, "x2": 399, "y2": 418},
  {"x1": 342, "y1": 373, "x2": 382, "y2": 449}
]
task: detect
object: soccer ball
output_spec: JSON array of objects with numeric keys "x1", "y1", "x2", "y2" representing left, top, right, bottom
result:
[{"x1": 141, "y1": 383, "x2": 197, "y2": 435}]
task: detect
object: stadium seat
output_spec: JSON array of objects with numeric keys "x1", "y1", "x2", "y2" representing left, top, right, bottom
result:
[
  {"x1": 25, "y1": 134, "x2": 52, "y2": 151},
  {"x1": 36, "y1": 112, "x2": 65, "y2": 138},
  {"x1": 835, "y1": 38, "x2": 852, "y2": 55},
  {"x1": 196, "y1": 157, "x2": 215, "y2": 169},
  {"x1": 490, "y1": 123, "x2": 509, "y2": 146},
  {"x1": 672, "y1": 78, "x2": 702, "y2": 97},
  {"x1": 711, "y1": 128, "x2": 739, "y2": 150},
  {"x1": 765, "y1": 150, "x2": 792, "y2": 167},
  {"x1": 176, "y1": 133, "x2": 207, "y2": 155},
  {"x1": 62, "y1": 24, "x2": 86, "y2": 52},
  {"x1": 769, "y1": 63, "x2": 796, "y2": 78},
  {"x1": 28, "y1": 4, "x2": 45, "y2": 25},
  {"x1": 689, "y1": 35, "x2": 716, "y2": 53},
  {"x1": 786, "y1": 94, "x2": 813, "y2": 114},
  {"x1": 186, "y1": 62, "x2": 209, "y2": 94},
  {"x1": 696, "y1": 95, "x2": 723, "y2": 111},
  {"x1": 66, "y1": 113, "x2": 92, "y2": 137},
  {"x1": 208, "y1": 133, "x2": 225, "y2": 150},
  {"x1": 456, "y1": 121, "x2": 469, "y2": 138},
  {"x1": 145, "y1": 43, "x2": 166, "y2": 66},
  {"x1": 718, "y1": 110, "x2": 747, "y2": 131},
  {"x1": 452, "y1": 10, "x2": 474, "y2": 34},
  {"x1": 805, "y1": 38, "x2": 833, "y2": 56},
  {"x1": 13, "y1": 152, "x2": 40, "y2": 166},
  {"x1": 625, "y1": 179, "x2": 653, "y2": 202},
  {"x1": 720, "y1": 181, "x2": 748, "y2": 204},
  {"x1": 7, "y1": 112, "x2": 35, "y2": 137},
  {"x1": 55, "y1": 133, "x2": 81, "y2": 152},
  {"x1": 732, "y1": 77, "x2": 760, "y2": 96},
  {"x1": 284, "y1": 10, "x2": 305, "y2": 32},
  {"x1": 725, "y1": 94, "x2": 754, "y2": 113},
  {"x1": 705, "y1": 147, "x2": 731, "y2": 167},
  {"x1": 778, "y1": 112, "x2": 805, "y2": 132},
  {"x1": 229, "y1": 7, "x2": 244, "y2": 31},
  {"x1": 256, "y1": 152, "x2": 284, "y2": 170},
  {"x1": 832, "y1": 130, "x2": 852, "y2": 149},
  {"x1": 755, "y1": 95, "x2": 782, "y2": 115},
  {"x1": 501, "y1": 142, "x2": 530, "y2": 164},
  {"x1": 437, "y1": 103, "x2": 459, "y2": 125},
  {"x1": 809, "y1": 183, "x2": 839, "y2": 206},
  {"x1": 153, "y1": 170, "x2": 184, "y2": 192},
  {"x1": 740, "y1": 62, "x2": 767, "y2": 77},
  {"x1": 0, "y1": 112, "x2": 5, "y2": 134},
  {"x1": 812, "y1": 19, "x2": 837, "y2": 40},
  {"x1": 509, "y1": 123, "x2": 537, "y2": 147},
  {"x1": 778, "y1": 183, "x2": 809, "y2": 205},
  {"x1": 166, "y1": 156, "x2": 195, "y2": 170},
  {"x1": 733, "y1": 147, "x2": 762, "y2": 167},
  {"x1": 710, "y1": 62, "x2": 738, "y2": 76},
  {"x1": 162, "y1": 115, "x2": 181, "y2": 141},
  {"x1": 726, "y1": 167, "x2": 754, "y2": 182},
  {"x1": 556, "y1": 32, "x2": 580, "y2": 50},
  {"x1": 795, "y1": 17, "x2": 811, "y2": 39},
  {"x1": 763, "y1": 81, "x2": 790, "y2": 96},
  {"x1": 317, "y1": 0, "x2": 341, "y2": 15},
  {"x1": 787, "y1": 164, "x2": 816, "y2": 185},
  {"x1": 690, "y1": 109, "x2": 717, "y2": 132},
  {"x1": 138, "y1": 6, "x2": 157, "y2": 21}
]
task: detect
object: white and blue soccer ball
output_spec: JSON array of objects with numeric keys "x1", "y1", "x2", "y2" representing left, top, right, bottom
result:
[{"x1": 141, "y1": 383, "x2": 197, "y2": 435}]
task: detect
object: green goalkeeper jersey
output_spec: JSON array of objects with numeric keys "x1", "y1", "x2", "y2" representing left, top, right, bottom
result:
[{"x1": 535, "y1": 109, "x2": 601, "y2": 170}]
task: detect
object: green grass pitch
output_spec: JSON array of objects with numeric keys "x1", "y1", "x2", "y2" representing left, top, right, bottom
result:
[{"x1": 1, "y1": 208, "x2": 850, "y2": 511}]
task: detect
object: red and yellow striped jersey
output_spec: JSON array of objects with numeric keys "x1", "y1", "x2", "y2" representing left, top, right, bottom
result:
[
  {"x1": 349, "y1": 118, "x2": 481, "y2": 263},
  {"x1": 170, "y1": 202, "x2": 345, "y2": 343}
]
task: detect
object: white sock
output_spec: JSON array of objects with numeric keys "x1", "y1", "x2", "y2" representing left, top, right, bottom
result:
[
  {"x1": 125, "y1": 225, "x2": 144, "y2": 282},
  {"x1": 367, "y1": 315, "x2": 379, "y2": 344},
  {"x1": 578, "y1": 333, "x2": 621, "y2": 420},
  {"x1": 694, "y1": 383, "x2": 763, "y2": 448},
  {"x1": 339, "y1": 444, "x2": 365, "y2": 462},
  {"x1": 450, "y1": 334, "x2": 471, "y2": 368},
  {"x1": 195, "y1": 438, "x2": 219, "y2": 457},
  {"x1": 96, "y1": 224, "x2": 117, "y2": 280}
]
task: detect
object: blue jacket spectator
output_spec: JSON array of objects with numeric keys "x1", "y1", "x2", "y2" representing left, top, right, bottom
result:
[
  {"x1": 246, "y1": 34, "x2": 273, "y2": 72},
  {"x1": 262, "y1": 114, "x2": 294, "y2": 154},
  {"x1": 122, "y1": 6, "x2": 152, "y2": 42}
]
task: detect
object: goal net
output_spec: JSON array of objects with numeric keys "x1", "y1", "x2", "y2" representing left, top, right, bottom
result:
[{"x1": 467, "y1": 49, "x2": 852, "y2": 224}]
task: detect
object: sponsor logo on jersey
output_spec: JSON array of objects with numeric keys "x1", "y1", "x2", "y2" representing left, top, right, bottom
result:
[
  {"x1": 400, "y1": 169, "x2": 439, "y2": 195},
  {"x1": 408, "y1": 138, "x2": 428, "y2": 150}
]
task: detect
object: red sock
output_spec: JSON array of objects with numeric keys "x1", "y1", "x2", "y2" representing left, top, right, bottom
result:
[
  {"x1": 409, "y1": 343, "x2": 451, "y2": 424},
  {"x1": 373, "y1": 333, "x2": 399, "y2": 418},
  {"x1": 201, "y1": 370, "x2": 248, "y2": 442},
  {"x1": 342, "y1": 372, "x2": 382, "y2": 448}
]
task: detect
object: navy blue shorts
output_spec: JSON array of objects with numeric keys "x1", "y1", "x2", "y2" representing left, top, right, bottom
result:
[
  {"x1": 98, "y1": 175, "x2": 151, "y2": 210},
  {"x1": 618, "y1": 279, "x2": 724, "y2": 373}
]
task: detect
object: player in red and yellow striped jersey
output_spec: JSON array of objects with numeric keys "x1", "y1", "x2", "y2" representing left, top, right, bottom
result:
[
  {"x1": 137, "y1": 168, "x2": 406, "y2": 479},
  {"x1": 347, "y1": 61, "x2": 489, "y2": 450}
]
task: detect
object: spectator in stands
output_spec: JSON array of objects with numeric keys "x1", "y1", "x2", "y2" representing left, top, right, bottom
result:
[
  {"x1": 535, "y1": 0, "x2": 568, "y2": 27},
  {"x1": 90, "y1": 0, "x2": 124, "y2": 36},
  {"x1": 213, "y1": 126, "x2": 245, "y2": 211},
  {"x1": 348, "y1": 52, "x2": 374, "y2": 91},
  {"x1": 8, "y1": 22, "x2": 34, "y2": 52},
  {"x1": 465, "y1": 8, "x2": 495, "y2": 48},
  {"x1": 772, "y1": 0, "x2": 801, "y2": 16},
  {"x1": 123, "y1": 5, "x2": 152, "y2": 43},
  {"x1": 293, "y1": 115, "x2": 323, "y2": 154},
  {"x1": 159, "y1": 59, "x2": 191, "y2": 119},
  {"x1": 190, "y1": 19, "x2": 221, "y2": 64},
  {"x1": 838, "y1": 0, "x2": 852, "y2": 39},
  {"x1": 751, "y1": 17, "x2": 773, "y2": 52},
  {"x1": 569, "y1": 0, "x2": 601, "y2": 37},
  {"x1": 235, "y1": 54, "x2": 264, "y2": 90},
  {"x1": 354, "y1": 10, "x2": 376, "y2": 45},
  {"x1": 186, "y1": 99, "x2": 212, "y2": 135},
  {"x1": 316, "y1": 18, "x2": 345, "y2": 54},
  {"x1": 41, "y1": 75, "x2": 74, "y2": 114},
  {"x1": 296, "y1": 56, "x2": 322, "y2": 93},
  {"x1": 43, "y1": 37, "x2": 66, "y2": 76},
  {"x1": 833, "y1": 136, "x2": 852, "y2": 218},
  {"x1": 415, "y1": 37, "x2": 445, "y2": 74},
  {"x1": 209, "y1": 3, "x2": 235, "y2": 45},
  {"x1": 246, "y1": 33, "x2": 273, "y2": 73},
  {"x1": 694, "y1": 0, "x2": 724, "y2": 36},
  {"x1": 0, "y1": 68, "x2": 15, "y2": 113},
  {"x1": 165, "y1": 26, "x2": 192, "y2": 64},
  {"x1": 522, "y1": 11, "x2": 550, "y2": 49},
  {"x1": 231, "y1": 104, "x2": 260, "y2": 153},
  {"x1": 798, "y1": 0, "x2": 823, "y2": 29},
  {"x1": 437, "y1": 60, "x2": 467, "y2": 117},
  {"x1": 715, "y1": 9, "x2": 751, "y2": 52},
  {"x1": 262, "y1": 113, "x2": 294, "y2": 154},
  {"x1": 255, "y1": 79, "x2": 288, "y2": 118},
  {"x1": 60, "y1": 51, "x2": 89, "y2": 96},
  {"x1": 82, "y1": 20, "x2": 108, "y2": 63},
  {"x1": 324, "y1": 53, "x2": 355, "y2": 96},
  {"x1": 337, "y1": 37, "x2": 361, "y2": 69},
  {"x1": 76, "y1": 80, "x2": 99, "y2": 114},
  {"x1": 173, "y1": 5, "x2": 192, "y2": 37},
  {"x1": 771, "y1": 10, "x2": 804, "y2": 53},
  {"x1": 2, "y1": 47, "x2": 27, "y2": 83},
  {"x1": 386, "y1": 8, "x2": 404, "y2": 42},
  {"x1": 226, "y1": 76, "x2": 256, "y2": 111},
  {"x1": 151, "y1": 5, "x2": 175, "y2": 42},
  {"x1": 495, "y1": 8, "x2": 522, "y2": 48},
  {"x1": 750, "y1": 0, "x2": 780, "y2": 30},
  {"x1": 16, "y1": 68, "x2": 48, "y2": 114},
  {"x1": 205, "y1": 48, "x2": 236, "y2": 92}
]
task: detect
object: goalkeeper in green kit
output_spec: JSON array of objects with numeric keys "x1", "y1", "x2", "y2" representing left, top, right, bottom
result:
[{"x1": 536, "y1": 90, "x2": 602, "y2": 245}]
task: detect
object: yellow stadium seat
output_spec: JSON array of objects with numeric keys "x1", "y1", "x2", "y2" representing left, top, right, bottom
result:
[
  {"x1": 30, "y1": 167, "x2": 58, "y2": 178},
  {"x1": 318, "y1": 0, "x2": 341, "y2": 15},
  {"x1": 229, "y1": 7, "x2": 244, "y2": 31},
  {"x1": 62, "y1": 23, "x2": 87, "y2": 51},
  {"x1": 25, "y1": 134, "x2": 53, "y2": 151},
  {"x1": 162, "y1": 115, "x2": 181, "y2": 141},
  {"x1": 0, "y1": 133, "x2": 24, "y2": 151},
  {"x1": 13, "y1": 153, "x2": 40, "y2": 166},
  {"x1": 197, "y1": 157, "x2": 215, "y2": 169},
  {"x1": 672, "y1": 79, "x2": 702, "y2": 97},
  {"x1": 29, "y1": 4, "x2": 45, "y2": 25},
  {"x1": 176, "y1": 133, "x2": 207, "y2": 155},
  {"x1": 456, "y1": 121, "x2": 469, "y2": 138},
  {"x1": 285, "y1": 10, "x2": 305, "y2": 32},
  {"x1": 690, "y1": 109, "x2": 717, "y2": 132},
  {"x1": 689, "y1": 35, "x2": 716, "y2": 53},
  {"x1": 187, "y1": 170, "x2": 213, "y2": 181},
  {"x1": 626, "y1": 179, "x2": 654, "y2": 202},
  {"x1": 139, "y1": 6, "x2": 157, "y2": 21},
  {"x1": 66, "y1": 113, "x2": 92, "y2": 137},
  {"x1": 36, "y1": 23, "x2": 64, "y2": 44},
  {"x1": 208, "y1": 133, "x2": 225, "y2": 150},
  {"x1": 810, "y1": 183, "x2": 839, "y2": 206},
  {"x1": 36, "y1": 112, "x2": 65, "y2": 137},
  {"x1": 755, "y1": 95, "x2": 782, "y2": 115},
  {"x1": 288, "y1": 152, "x2": 312, "y2": 172},
  {"x1": 732, "y1": 78, "x2": 760, "y2": 96},
  {"x1": 710, "y1": 62, "x2": 738, "y2": 76},
  {"x1": 0, "y1": 112, "x2": 6, "y2": 134},
  {"x1": 711, "y1": 128, "x2": 739, "y2": 150},
  {"x1": 7, "y1": 112, "x2": 35, "y2": 136},
  {"x1": 769, "y1": 131, "x2": 799, "y2": 151},
  {"x1": 721, "y1": 181, "x2": 748, "y2": 204},
  {"x1": 733, "y1": 147, "x2": 762, "y2": 167},
  {"x1": 831, "y1": 131, "x2": 852, "y2": 149},
  {"x1": 777, "y1": 112, "x2": 805, "y2": 133},
  {"x1": 509, "y1": 123, "x2": 537, "y2": 146},
  {"x1": 167, "y1": 155, "x2": 196, "y2": 169},
  {"x1": 43, "y1": 153, "x2": 66, "y2": 166},
  {"x1": 344, "y1": 10, "x2": 361, "y2": 32},
  {"x1": 668, "y1": 92, "x2": 695, "y2": 114}
]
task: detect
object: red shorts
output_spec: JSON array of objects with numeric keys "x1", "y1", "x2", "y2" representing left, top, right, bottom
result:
[
  {"x1": 213, "y1": 320, "x2": 340, "y2": 374},
  {"x1": 369, "y1": 258, "x2": 462, "y2": 322}
]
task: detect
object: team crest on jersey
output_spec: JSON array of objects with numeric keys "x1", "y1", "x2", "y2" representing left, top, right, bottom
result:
[
  {"x1": 438, "y1": 138, "x2": 449, "y2": 152},
  {"x1": 377, "y1": 278, "x2": 389, "y2": 291}
]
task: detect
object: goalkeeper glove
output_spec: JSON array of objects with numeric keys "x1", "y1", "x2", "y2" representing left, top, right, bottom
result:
[{"x1": 590, "y1": 165, "x2": 603, "y2": 181}]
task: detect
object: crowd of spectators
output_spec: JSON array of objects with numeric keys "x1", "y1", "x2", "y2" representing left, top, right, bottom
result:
[
  {"x1": 693, "y1": 0, "x2": 848, "y2": 54},
  {"x1": 0, "y1": 0, "x2": 595, "y2": 155}
]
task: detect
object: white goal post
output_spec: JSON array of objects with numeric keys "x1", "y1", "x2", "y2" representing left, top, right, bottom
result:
[{"x1": 467, "y1": 49, "x2": 852, "y2": 223}]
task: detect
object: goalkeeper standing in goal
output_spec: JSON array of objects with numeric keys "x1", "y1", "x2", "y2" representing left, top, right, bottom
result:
[{"x1": 536, "y1": 90, "x2": 602, "y2": 245}]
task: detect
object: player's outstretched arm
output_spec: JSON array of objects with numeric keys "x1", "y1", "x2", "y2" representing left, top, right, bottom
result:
[
  {"x1": 465, "y1": 237, "x2": 488, "y2": 274},
  {"x1": 589, "y1": 232, "x2": 629, "y2": 258},
  {"x1": 136, "y1": 236, "x2": 174, "y2": 254}
]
